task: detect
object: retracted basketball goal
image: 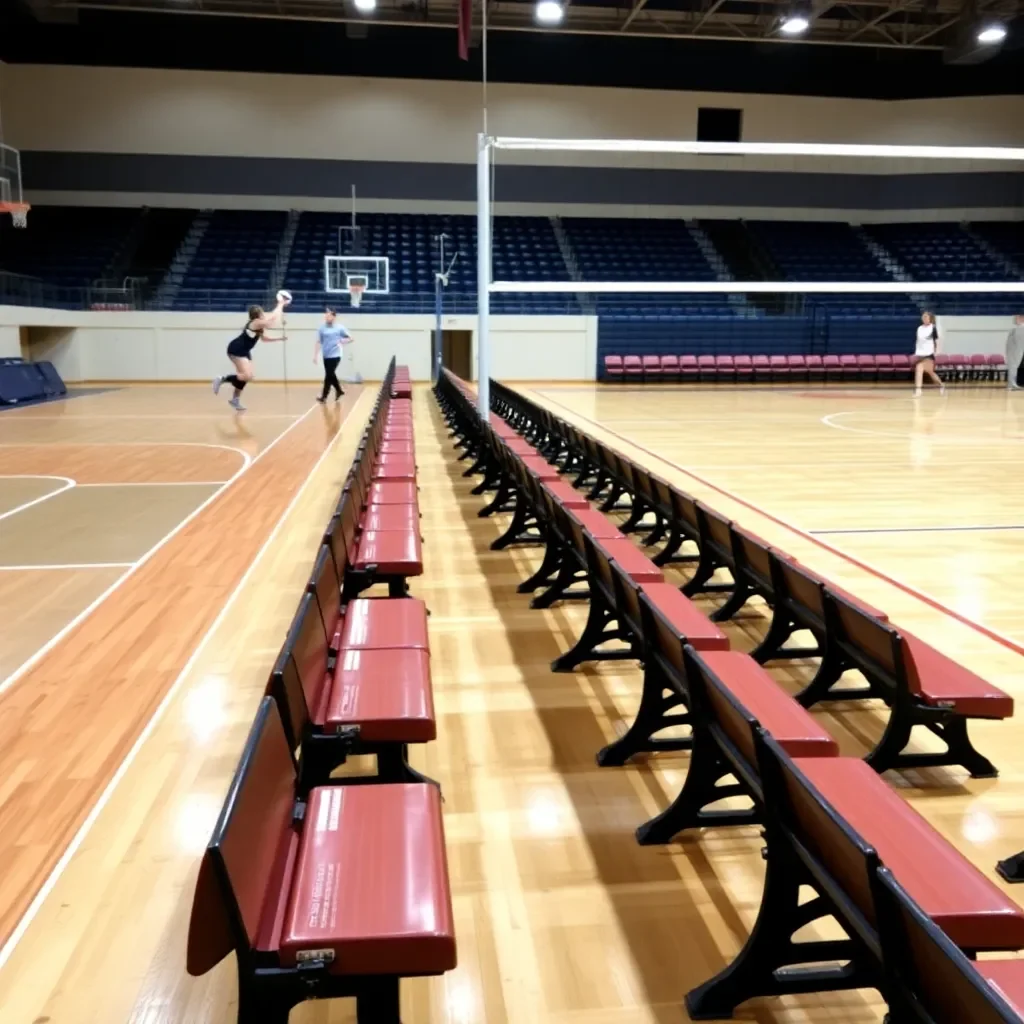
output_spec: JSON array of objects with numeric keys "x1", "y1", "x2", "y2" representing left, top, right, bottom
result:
[{"x1": 0, "y1": 144, "x2": 29, "y2": 228}]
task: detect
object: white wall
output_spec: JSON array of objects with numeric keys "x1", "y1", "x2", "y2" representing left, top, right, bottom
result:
[
  {"x1": 0, "y1": 326, "x2": 21, "y2": 360},
  {"x1": 937, "y1": 315, "x2": 1018, "y2": 356},
  {"x1": 5, "y1": 64, "x2": 1024, "y2": 176},
  {"x1": 0, "y1": 306, "x2": 597, "y2": 382}
]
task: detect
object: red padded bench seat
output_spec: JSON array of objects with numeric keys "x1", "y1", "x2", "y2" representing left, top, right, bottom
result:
[
  {"x1": 327, "y1": 648, "x2": 434, "y2": 742},
  {"x1": 339, "y1": 597, "x2": 429, "y2": 652},
  {"x1": 281, "y1": 783, "x2": 454, "y2": 974},
  {"x1": 797, "y1": 756, "x2": 1024, "y2": 950},
  {"x1": 369, "y1": 480, "x2": 418, "y2": 505},
  {"x1": 187, "y1": 697, "x2": 455, "y2": 1023},
  {"x1": 903, "y1": 631, "x2": 1013, "y2": 719}
]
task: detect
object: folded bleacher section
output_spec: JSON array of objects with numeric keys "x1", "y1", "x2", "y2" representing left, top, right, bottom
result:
[
  {"x1": 186, "y1": 363, "x2": 457, "y2": 1022},
  {"x1": 435, "y1": 370, "x2": 1024, "y2": 1022}
]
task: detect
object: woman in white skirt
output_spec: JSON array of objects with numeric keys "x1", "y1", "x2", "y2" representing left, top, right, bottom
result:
[{"x1": 913, "y1": 311, "x2": 945, "y2": 397}]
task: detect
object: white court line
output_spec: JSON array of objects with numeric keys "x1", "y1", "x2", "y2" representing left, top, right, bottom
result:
[
  {"x1": 0, "y1": 476, "x2": 76, "y2": 523},
  {"x1": 0, "y1": 419, "x2": 305, "y2": 698},
  {"x1": 3, "y1": 414, "x2": 301, "y2": 420},
  {"x1": 0, "y1": 562, "x2": 135, "y2": 571},
  {"x1": 76, "y1": 481, "x2": 228, "y2": 488},
  {"x1": 0, "y1": 441, "x2": 254, "y2": 462},
  {"x1": 0, "y1": 394, "x2": 357, "y2": 974},
  {"x1": 820, "y1": 410, "x2": 1024, "y2": 444}
]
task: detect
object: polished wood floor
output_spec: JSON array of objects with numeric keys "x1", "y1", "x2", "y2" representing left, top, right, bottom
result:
[{"x1": 1, "y1": 382, "x2": 1023, "y2": 1023}]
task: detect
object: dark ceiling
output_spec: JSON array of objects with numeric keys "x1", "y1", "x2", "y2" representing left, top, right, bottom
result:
[{"x1": 2, "y1": 0, "x2": 1023, "y2": 98}]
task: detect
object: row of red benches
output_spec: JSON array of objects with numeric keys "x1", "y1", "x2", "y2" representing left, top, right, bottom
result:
[
  {"x1": 436, "y1": 370, "x2": 1023, "y2": 1022},
  {"x1": 605, "y1": 352, "x2": 1008, "y2": 382},
  {"x1": 187, "y1": 362, "x2": 457, "y2": 1024}
]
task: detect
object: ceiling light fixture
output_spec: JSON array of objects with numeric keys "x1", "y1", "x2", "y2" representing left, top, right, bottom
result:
[
  {"x1": 535, "y1": 0, "x2": 565, "y2": 24},
  {"x1": 779, "y1": 13, "x2": 811, "y2": 34},
  {"x1": 976, "y1": 22, "x2": 1007, "y2": 43},
  {"x1": 354, "y1": 0, "x2": 376, "y2": 11}
]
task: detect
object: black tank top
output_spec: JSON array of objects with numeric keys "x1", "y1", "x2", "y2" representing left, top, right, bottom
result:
[{"x1": 231, "y1": 320, "x2": 262, "y2": 355}]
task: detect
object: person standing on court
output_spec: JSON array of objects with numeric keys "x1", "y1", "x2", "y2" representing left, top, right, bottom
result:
[
  {"x1": 1005, "y1": 314, "x2": 1024, "y2": 391},
  {"x1": 313, "y1": 307, "x2": 351, "y2": 403},
  {"x1": 913, "y1": 311, "x2": 945, "y2": 398}
]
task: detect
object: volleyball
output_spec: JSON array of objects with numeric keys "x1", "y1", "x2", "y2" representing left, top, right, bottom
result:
[{"x1": 277, "y1": 289, "x2": 292, "y2": 304}]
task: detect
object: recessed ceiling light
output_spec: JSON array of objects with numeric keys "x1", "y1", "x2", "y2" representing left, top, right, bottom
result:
[{"x1": 354, "y1": 0, "x2": 376, "y2": 11}]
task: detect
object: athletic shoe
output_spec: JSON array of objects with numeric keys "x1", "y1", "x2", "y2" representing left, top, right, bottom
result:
[
  {"x1": 335, "y1": 391, "x2": 344, "y2": 402},
  {"x1": 212, "y1": 376, "x2": 222, "y2": 395},
  {"x1": 229, "y1": 396, "x2": 246, "y2": 412},
  {"x1": 913, "y1": 389, "x2": 922, "y2": 398},
  {"x1": 316, "y1": 396, "x2": 326, "y2": 404},
  {"x1": 940, "y1": 386, "x2": 947, "y2": 395}
]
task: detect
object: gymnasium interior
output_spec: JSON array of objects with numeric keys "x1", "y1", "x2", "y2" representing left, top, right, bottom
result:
[{"x1": 1, "y1": 1, "x2": 1024, "y2": 1021}]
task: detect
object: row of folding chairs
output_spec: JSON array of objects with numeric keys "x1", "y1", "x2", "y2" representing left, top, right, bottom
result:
[{"x1": 605, "y1": 352, "x2": 1007, "y2": 382}]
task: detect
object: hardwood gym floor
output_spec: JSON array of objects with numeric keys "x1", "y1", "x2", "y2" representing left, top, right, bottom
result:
[{"x1": 0, "y1": 381, "x2": 1022, "y2": 1023}]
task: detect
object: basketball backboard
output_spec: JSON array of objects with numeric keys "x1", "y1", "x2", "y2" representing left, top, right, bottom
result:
[
  {"x1": 0, "y1": 144, "x2": 29, "y2": 228},
  {"x1": 324, "y1": 255, "x2": 389, "y2": 295}
]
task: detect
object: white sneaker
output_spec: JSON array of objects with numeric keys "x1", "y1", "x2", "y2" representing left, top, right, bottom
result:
[
  {"x1": 212, "y1": 376, "x2": 222, "y2": 395},
  {"x1": 940, "y1": 386, "x2": 946, "y2": 395},
  {"x1": 229, "y1": 396, "x2": 246, "y2": 412},
  {"x1": 913, "y1": 389, "x2": 922, "y2": 397}
]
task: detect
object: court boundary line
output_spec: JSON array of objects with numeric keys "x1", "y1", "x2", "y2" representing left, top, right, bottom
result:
[
  {"x1": 0, "y1": 562, "x2": 135, "y2": 571},
  {"x1": 0, "y1": 421, "x2": 300, "y2": 697},
  {"x1": 0, "y1": 391, "x2": 363, "y2": 974},
  {"x1": 0, "y1": 476, "x2": 76, "y2": 523},
  {"x1": 536, "y1": 389, "x2": 1024, "y2": 658},
  {"x1": 812, "y1": 525, "x2": 1024, "y2": 536}
]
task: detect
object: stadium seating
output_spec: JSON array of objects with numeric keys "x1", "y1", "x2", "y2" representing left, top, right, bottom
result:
[
  {"x1": 175, "y1": 210, "x2": 288, "y2": 310},
  {"x1": 188, "y1": 361, "x2": 457, "y2": 1022}
]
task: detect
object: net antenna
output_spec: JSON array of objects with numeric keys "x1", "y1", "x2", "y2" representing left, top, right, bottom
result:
[
  {"x1": 433, "y1": 232, "x2": 461, "y2": 382},
  {"x1": 475, "y1": 133, "x2": 1024, "y2": 414}
]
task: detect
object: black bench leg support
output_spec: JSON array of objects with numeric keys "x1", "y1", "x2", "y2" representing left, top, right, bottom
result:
[
  {"x1": 864, "y1": 709, "x2": 998, "y2": 779},
  {"x1": 651, "y1": 528, "x2": 700, "y2": 567},
  {"x1": 551, "y1": 595, "x2": 635, "y2": 673},
  {"x1": 517, "y1": 538, "x2": 564, "y2": 593},
  {"x1": 356, "y1": 977, "x2": 401, "y2": 1024},
  {"x1": 619, "y1": 499, "x2": 652, "y2": 535},
  {"x1": 636, "y1": 735, "x2": 754, "y2": 845},
  {"x1": 681, "y1": 553, "x2": 734, "y2": 598},
  {"x1": 997, "y1": 849, "x2": 1024, "y2": 883},
  {"x1": 597, "y1": 660, "x2": 692, "y2": 767},
  {"x1": 377, "y1": 744, "x2": 440, "y2": 787},
  {"x1": 237, "y1": 975, "x2": 296, "y2": 1024},
  {"x1": 478, "y1": 477, "x2": 514, "y2": 517},
  {"x1": 492, "y1": 499, "x2": 545, "y2": 550},
  {"x1": 531, "y1": 558, "x2": 589, "y2": 609},
  {"x1": 709, "y1": 580, "x2": 757, "y2": 622},
  {"x1": 686, "y1": 852, "x2": 874, "y2": 1020}
]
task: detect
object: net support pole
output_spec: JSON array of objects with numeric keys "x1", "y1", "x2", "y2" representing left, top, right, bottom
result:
[{"x1": 476, "y1": 132, "x2": 491, "y2": 417}]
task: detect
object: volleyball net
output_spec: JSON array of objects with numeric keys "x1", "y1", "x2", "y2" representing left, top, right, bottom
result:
[{"x1": 474, "y1": 135, "x2": 1024, "y2": 410}]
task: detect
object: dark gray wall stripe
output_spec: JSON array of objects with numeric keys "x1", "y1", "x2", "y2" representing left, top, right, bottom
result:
[{"x1": 22, "y1": 152, "x2": 1024, "y2": 210}]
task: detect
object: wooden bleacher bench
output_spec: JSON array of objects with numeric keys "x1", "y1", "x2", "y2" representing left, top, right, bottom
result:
[
  {"x1": 187, "y1": 696, "x2": 455, "y2": 1024},
  {"x1": 272, "y1": 573, "x2": 434, "y2": 791},
  {"x1": 875, "y1": 867, "x2": 1024, "y2": 1023},
  {"x1": 686, "y1": 733, "x2": 1024, "y2": 1020},
  {"x1": 813, "y1": 589, "x2": 1012, "y2": 776}
]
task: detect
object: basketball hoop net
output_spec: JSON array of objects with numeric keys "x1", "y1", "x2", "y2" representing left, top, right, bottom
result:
[
  {"x1": 349, "y1": 282, "x2": 365, "y2": 308},
  {"x1": 1, "y1": 203, "x2": 29, "y2": 229}
]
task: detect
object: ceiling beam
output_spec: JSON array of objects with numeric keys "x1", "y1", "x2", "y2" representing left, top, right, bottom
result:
[
  {"x1": 845, "y1": 0, "x2": 919, "y2": 41},
  {"x1": 619, "y1": 0, "x2": 647, "y2": 30}
]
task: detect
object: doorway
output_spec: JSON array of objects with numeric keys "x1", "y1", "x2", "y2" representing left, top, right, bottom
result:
[{"x1": 438, "y1": 330, "x2": 473, "y2": 380}]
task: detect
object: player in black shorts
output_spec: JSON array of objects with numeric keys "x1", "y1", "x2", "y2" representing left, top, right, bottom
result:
[{"x1": 212, "y1": 293, "x2": 290, "y2": 411}]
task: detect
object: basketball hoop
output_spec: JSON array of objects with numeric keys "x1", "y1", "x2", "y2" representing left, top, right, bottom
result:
[
  {"x1": 1, "y1": 203, "x2": 29, "y2": 229},
  {"x1": 348, "y1": 282, "x2": 365, "y2": 308}
]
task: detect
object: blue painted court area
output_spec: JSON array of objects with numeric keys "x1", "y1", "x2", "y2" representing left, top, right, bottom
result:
[{"x1": 0, "y1": 386, "x2": 121, "y2": 411}]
